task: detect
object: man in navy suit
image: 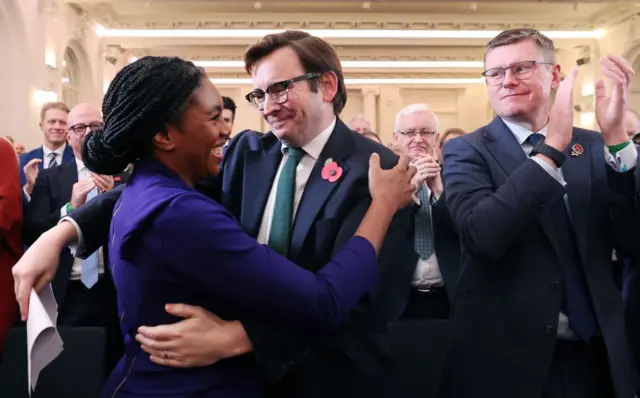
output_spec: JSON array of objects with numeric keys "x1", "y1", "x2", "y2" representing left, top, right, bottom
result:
[
  {"x1": 19, "y1": 102, "x2": 75, "y2": 200},
  {"x1": 15, "y1": 31, "x2": 416, "y2": 398},
  {"x1": 22, "y1": 103, "x2": 127, "y2": 370},
  {"x1": 440, "y1": 28, "x2": 640, "y2": 398}
]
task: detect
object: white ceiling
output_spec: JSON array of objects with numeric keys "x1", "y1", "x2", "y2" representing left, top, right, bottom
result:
[{"x1": 66, "y1": 0, "x2": 640, "y2": 80}]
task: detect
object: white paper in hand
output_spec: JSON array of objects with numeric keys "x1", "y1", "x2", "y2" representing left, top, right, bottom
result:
[{"x1": 26, "y1": 284, "x2": 64, "y2": 395}]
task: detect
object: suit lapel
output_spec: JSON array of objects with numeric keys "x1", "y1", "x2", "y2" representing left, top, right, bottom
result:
[
  {"x1": 60, "y1": 160, "x2": 79, "y2": 198},
  {"x1": 484, "y1": 117, "x2": 528, "y2": 176},
  {"x1": 560, "y1": 131, "x2": 592, "y2": 257},
  {"x1": 62, "y1": 145, "x2": 75, "y2": 165},
  {"x1": 484, "y1": 117, "x2": 563, "y2": 257},
  {"x1": 240, "y1": 134, "x2": 283, "y2": 237},
  {"x1": 35, "y1": 147, "x2": 45, "y2": 170},
  {"x1": 289, "y1": 120, "x2": 352, "y2": 261}
]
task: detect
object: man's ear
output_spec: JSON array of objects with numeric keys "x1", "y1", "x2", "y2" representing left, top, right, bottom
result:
[{"x1": 318, "y1": 72, "x2": 339, "y2": 104}]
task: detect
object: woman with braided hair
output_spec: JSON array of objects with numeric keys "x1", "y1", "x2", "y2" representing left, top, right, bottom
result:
[{"x1": 72, "y1": 56, "x2": 418, "y2": 397}]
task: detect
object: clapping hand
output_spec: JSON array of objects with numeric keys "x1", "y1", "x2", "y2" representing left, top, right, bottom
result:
[
  {"x1": 411, "y1": 154, "x2": 443, "y2": 198},
  {"x1": 91, "y1": 173, "x2": 115, "y2": 193},
  {"x1": 595, "y1": 55, "x2": 635, "y2": 145},
  {"x1": 542, "y1": 67, "x2": 579, "y2": 164}
]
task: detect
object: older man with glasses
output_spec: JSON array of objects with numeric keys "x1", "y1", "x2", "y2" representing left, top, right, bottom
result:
[{"x1": 22, "y1": 103, "x2": 129, "y2": 371}]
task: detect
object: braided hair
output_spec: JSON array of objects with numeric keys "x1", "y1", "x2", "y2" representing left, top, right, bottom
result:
[{"x1": 82, "y1": 56, "x2": 207, "y2": 175}]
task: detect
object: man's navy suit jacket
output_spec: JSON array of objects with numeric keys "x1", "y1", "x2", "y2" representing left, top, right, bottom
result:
[
  {"x1": 18, "y1": 145, "x2": 74, "y2": 187},
  {"x1": 68, "y1": 119, "x2": 418, "y2": 395},
  {"x1": 440, "y1": 117, "x2": 640, "y2": 398},
  {"x1": 23, "y1": 160, "x2": 128, "y2": 305}
]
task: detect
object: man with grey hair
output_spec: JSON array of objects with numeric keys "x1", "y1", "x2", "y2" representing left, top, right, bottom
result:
[
  {"x1": 392, "y1": 103, "x2": 460, "y2": 320},
  {"x1": 348, "y1": 114, "x2": 371, "y2": 134}
]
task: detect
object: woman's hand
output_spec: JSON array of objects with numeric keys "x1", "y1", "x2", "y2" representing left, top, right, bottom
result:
[
  {"x1": 13, "y1": 222, "x2": 77, "y2": 320},
  {"x1": 368, "y1": 153, "x2": 417, "y2": 212}
]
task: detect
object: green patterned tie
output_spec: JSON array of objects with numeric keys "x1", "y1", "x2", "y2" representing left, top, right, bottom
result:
[{"x1": 268, "y1": 147, "x2": 305, "y2": 256}]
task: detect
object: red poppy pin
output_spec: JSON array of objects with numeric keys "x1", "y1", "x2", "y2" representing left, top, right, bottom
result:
[
  {"x1": 321, "y1": 158, "x2": 343, "y2": 183},
  {"x1": 570, "y1": 143, "x2": 584, "y2": 157},
  {"x1": 114, "y1": 176, "x2": 121, "y2": 182}
]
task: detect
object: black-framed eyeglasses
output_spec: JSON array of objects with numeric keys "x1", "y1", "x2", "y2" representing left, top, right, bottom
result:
[
  {"x1": 482, "y1": 60, "x2": 554, "y2": 86},
  {"x1": 68, "y1": 122, "x2": 104, "y2": 135},
  {"x1": 396, "y1": 130, "x2": 437, "y2": 139},
  {"x1": 245, "y1": 72, "x2": 322, "y2": 108}
]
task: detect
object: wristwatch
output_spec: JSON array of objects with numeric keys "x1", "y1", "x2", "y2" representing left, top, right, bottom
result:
[{"x1": 530, "y1": 140, "x2": 566, "y2": 167}]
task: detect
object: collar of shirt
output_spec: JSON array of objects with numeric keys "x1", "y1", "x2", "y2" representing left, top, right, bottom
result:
[
  {"x1": 43, "y1": 143, "x2": 66, "y2": 159},
  {"x1": 280, "y1": 117, "x2": 336, "y2": 159},
  {"x1": 75, "y1": 157, "x2": 86, "y2": 172},
  {"x1": 74, "y1": 157, "x2": 92, "y2": 181},
  {"x1": 501, "y1": 117, "x2": 549, "y2": 146}
]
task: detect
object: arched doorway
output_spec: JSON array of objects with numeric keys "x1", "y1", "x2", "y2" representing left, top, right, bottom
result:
[{"x1": 62, "y1": 47, "x2": 80, "y2": 107}]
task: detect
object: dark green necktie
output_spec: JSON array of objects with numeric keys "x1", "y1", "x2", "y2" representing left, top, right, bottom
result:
[{"x1": 268, "y1": 147, "x2": 305, "y2": 256}]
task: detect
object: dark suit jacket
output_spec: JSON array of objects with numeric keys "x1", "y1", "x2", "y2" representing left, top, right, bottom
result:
[
  {"x1": 69, "y1": 119, "x2": 417, "y2": 397},
  {"x1": 18, "y1": 145, "x2": 74, "y2": 187},
  {"x1": 440, "y1": 117, "x2": 640, "y2": 398},
  {"x1": 622, "y1": 256, "x2": 640, "y2": 386},
  {"x1": 433, "y1": 189, "x2": 462, "y2": 302},
  {"x1": 23, "y1": 159, "x2": 127, "y2": 305},
  {"x1": 0, "y1": 139, "x2": 22, "y2": 354}
]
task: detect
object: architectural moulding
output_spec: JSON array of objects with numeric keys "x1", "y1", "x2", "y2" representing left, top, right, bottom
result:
[
  {"x1": 127, "y1": 46, "x2": 488, "y2": 61},
  {"x1": 86, "y1": 11, "x2": 604, "y2": 31}
]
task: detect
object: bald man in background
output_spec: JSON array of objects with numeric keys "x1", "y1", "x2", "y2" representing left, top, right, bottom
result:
[
  {"x1": 624, "y1": 109, "x2": 640, "y2": 142},
  {"x1": 23, "y1": 103, "x2": 128, "y2": 370}
]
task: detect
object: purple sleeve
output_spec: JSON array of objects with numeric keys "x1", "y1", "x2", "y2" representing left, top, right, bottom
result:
[{"x1": 149, "y1": 192, "x2": 379, "y2": 331}]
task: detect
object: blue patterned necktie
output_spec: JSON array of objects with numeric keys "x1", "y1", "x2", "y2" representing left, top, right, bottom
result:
[
  {"x1": 268, "y1": 148, "x2": 305, "y2": 256},
  {"x1": 415, "y1": 185, "x2": 435, "y2": 260},
  {"x1": 47, "y1": 152, "x2": 58, "y2": 168},
  {"x1": 81, "y1": 187, "x2": 100, "y2": 288},
  {"x1": 527, "y1": 133, "x2": 596, "y2": 341}
]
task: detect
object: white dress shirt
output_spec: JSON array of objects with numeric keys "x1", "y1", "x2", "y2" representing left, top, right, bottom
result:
[
  {"x1": 60, "y1": 158, "x2": 105, "y2": 280},
  {"x1": 23, "y1": 144, "x2": 68, "y2": 202},
  {"x1": 257, "y1": 118, "x2": 336, "y2": 245},
  {"x1": 502, "y1": 118, "x2": 638, "y2": 339},
  {"x1": 43, "y1": 144, "x2": 66, "y2": 169}
]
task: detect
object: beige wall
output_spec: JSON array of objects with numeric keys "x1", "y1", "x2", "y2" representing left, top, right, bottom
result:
[{"x1": 1, "y1": 0, "x2": 104, "y2": 150}]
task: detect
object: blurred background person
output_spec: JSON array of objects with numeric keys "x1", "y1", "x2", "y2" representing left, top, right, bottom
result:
[
  {"x1": 0, "y1": 137, "x2": 22, "y2": 363},
  {"x1": 438, "y1": 127, "x2": 466, "y2": 163},
  {"x1": 363, "y1": 130, "x2": 383, "y2": 144},
  {"x1": 348, "y1": 114, "x2": 372, "y2": 134}
]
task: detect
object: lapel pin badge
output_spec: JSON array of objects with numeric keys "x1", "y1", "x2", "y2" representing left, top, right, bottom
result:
[
  {"x1": 570, "y1": 143, "x2": 584, "y2": 157},
  {"x1": 321, "y1": 158, "x2": 343, "y2": 183}
]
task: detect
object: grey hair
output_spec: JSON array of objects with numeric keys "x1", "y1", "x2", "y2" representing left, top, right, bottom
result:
[
  {"x1": 349, "y1": 114, "x2": 370, "y2": 124},
  {"x1": 394, "y1": 103, "x2": 440, "y2": 132}
]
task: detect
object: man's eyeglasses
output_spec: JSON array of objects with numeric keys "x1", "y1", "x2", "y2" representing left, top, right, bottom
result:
[
  {"x1": 245, "y1": 72, "x2": 321, "y2": 108},
  {"x1": 396, "y1": 130, "x2": 437, "y2": 139},
  {"x1": 482, "y1": 60, "x2": 554, "y2": 86},
  {"x1": 68, "y1": 123, "x2": 104, "y2": 135}
]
